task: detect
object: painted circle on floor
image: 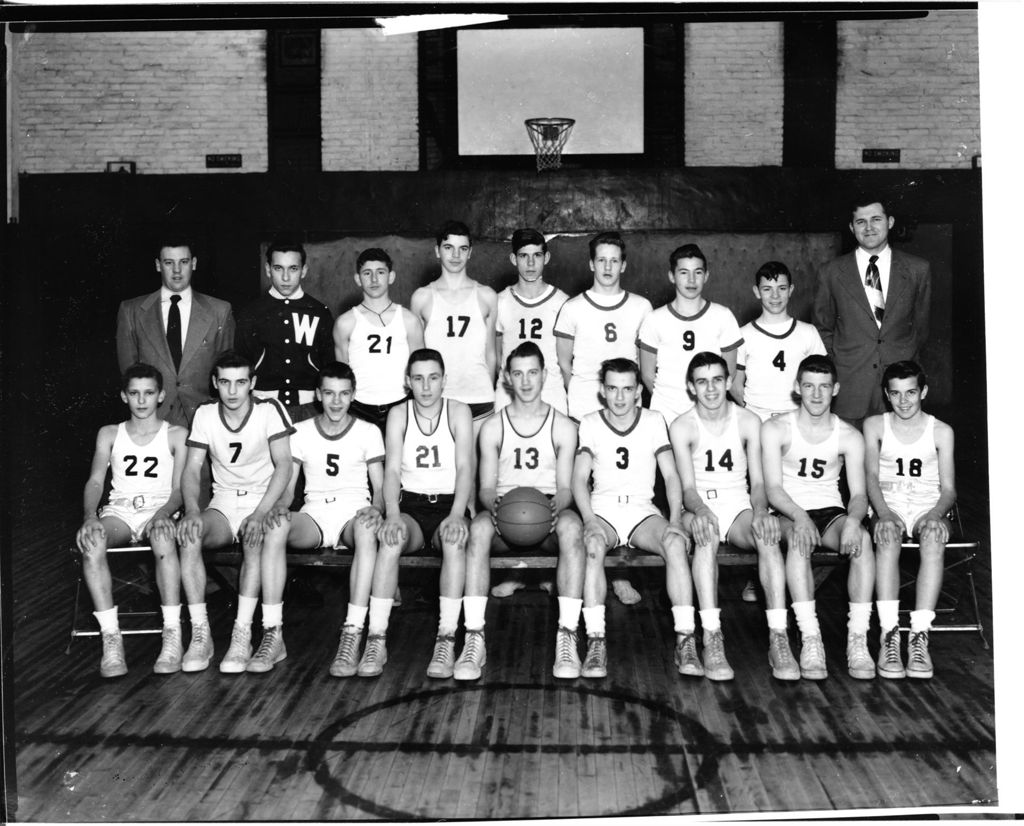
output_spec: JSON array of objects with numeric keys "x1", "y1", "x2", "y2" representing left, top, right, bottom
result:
[{"x1": 305, "y1": 682, "x2": 724, "y2": 818}]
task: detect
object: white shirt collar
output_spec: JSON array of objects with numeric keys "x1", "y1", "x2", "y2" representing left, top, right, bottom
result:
[
  {"x1": 269, "y1": 286, "x2": 304, "y2": 300},
  {"x1": 855, "y1": 244, "x2": 891, "y2": 266},
  {"x1": 160, "y1": 285, "x2": 193, "y2": 303}
]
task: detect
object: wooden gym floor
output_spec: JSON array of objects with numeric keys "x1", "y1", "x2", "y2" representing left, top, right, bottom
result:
[{"x1": 7, "y1": 459, "x2": 998, "y2": 820}]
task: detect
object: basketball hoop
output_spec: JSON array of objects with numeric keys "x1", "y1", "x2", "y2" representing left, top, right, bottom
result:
[{"x1": 525, "y1": 117, "x2": 575, "y2": 172}]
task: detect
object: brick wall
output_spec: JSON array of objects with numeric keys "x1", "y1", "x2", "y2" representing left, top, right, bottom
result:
[
  {"x1": 12, "y1": 30, "x2": 268, "y2": 174},
  {"x1": 836, "y1": 9, "x2": 979, "y2": 169},
  {"x1": 684, "y1": 22, "x2": 785, "y2": 167},
  {"x1": 321, "y1": 29, "x2": 418, "y2": 171}
]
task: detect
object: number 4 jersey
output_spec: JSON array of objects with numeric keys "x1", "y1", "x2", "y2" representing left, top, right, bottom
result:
[
  {"x1": 188, "y1": 398, "x2": 295, "y2": 497},
  {"x1": 736, "y1": 318, "x2": 825, "y2": 421}
]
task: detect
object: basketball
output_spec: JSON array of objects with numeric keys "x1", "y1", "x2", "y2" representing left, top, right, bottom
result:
[{"x1": 494, "y1": 486, "x2": 552, "y2": 547}]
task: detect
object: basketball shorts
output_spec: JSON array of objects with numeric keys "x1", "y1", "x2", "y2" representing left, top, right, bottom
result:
[
  {"x1": 468, "y1": 401, "x2": 495, "y2": 421},
  {"x1": 804, "y1": 506, "x2": 847, "y2": 538},
  {"x1": 300, "y1": 495, "x2": 370, "y2": 549},
  {"x1": 591, "y1": 495, "x2": 661, "y2": 548},
  {"x1": 698, "y1": 488, "x2": 751, "y2": 544},
  {"x1": 494, "y1": 379, "x2": 568, "y2": 416},
  {"x1": 99, "y1": 493, "x2": 172, "y2": 543},
  {"x1": 208, "y1": 489, "x2": 267, "y2": 538},
  {"x1": 401, "y1": 491, "x2": 470, "y2": 553},
  {"x1": 876, "y1": 481, "x2": 942, "y2": 537},
  {"x1": 352, "y1": 397, "x2": 406, "y2": 432}
]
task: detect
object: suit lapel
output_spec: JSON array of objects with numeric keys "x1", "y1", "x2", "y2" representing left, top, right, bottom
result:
[
  {"x1": 181, "y1": 294, "x2": 213, "y2": 371},
  {"x1": 837, "y1": 254, "x2": 876, "y2": 324},
  {"x1": 881, "y1": 251, "x2": 908, "y2": 330},
  {"x1": 140, "y1": 291, "x2": 176, "y2": 369}
]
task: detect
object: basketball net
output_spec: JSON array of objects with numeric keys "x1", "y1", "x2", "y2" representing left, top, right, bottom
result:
[{"x1": 525, "y1": 118, "x2": 575, "y2": 172}]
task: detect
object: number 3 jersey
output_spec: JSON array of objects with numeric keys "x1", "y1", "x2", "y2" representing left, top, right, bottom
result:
[
  {"x1": 188, "y1": 398, "x2": 294, "y2": 497},
  {"x1": 778, "y1": 412, "x2": 843, "y2": 511},
  {"x1": 638, "y1": 301, "x2": 743, "y2": 421},
  {"x1": 736, "y1": 318, "x2": 826, "y2": 420},
  {"x1": 400, "y1": 399, "x2": 458, "y2": 495},
  {"x1": 108, "y1": 420, "x2": 174, "y2": 503},
  {"x1": 553, "y1": 290, "x2": 652, "y2": 421},
  {"x1": 577, "y1": 408, "x2": 670, "y2": 504},
  {"x1": 290, "y1": 416, "x2": 385, "y2": 503}
]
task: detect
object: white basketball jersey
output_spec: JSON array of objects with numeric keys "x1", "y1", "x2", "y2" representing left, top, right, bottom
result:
[
  {"x1": 878, "y1": 413, "x2": 940, "y2": 496},
  {"x1": 290, "y1": 416, "x2": 385, "y2": 503},
  {"x1": 577, "y1": 408, "x2": 669, "y2": 503},
  {"x1": 348, "y1": 305, "x2": 412, "y2": 406},
  {"x1": 400, "y1": 399, "x2": 458, "y2": 495},
  {"x1": 109, "y1": 421, "x2": 174, "y2": 501},
  {"x1": 737, "y1": 319, "x2": 825, "y2": 418},
  {"x1": 496, "y1": 407, "x2": 557, "y2": 497},
  {"x1": 638, "y1": 301, "x2": 743, "y2": 420},
  {"x1": 495, "y1": 284, "x2": 569, "y2": 413},
  {"x1": 690, "y1": 404, "x2": 748, "y2": 498},
  {"x1": 423, "y1": 284, "x2": 494, "y2": 404},
  {"x1": 554, "y1": 290, "x2": 652, "y2": 420},
  {"x1": 779, "y1": 413, "x2": 843, "y2": 511},
  {"x1": 188, "y1": 398, "x2": 294, "y2": 497}
]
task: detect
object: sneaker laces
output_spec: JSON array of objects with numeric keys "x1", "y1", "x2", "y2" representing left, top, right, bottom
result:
[
  {"x1": 584, "y1": 636, "x2": 606, "y2": 665},
  {"x1": 848, "y1": 632, "x2": 870, "y2": 663},
  {"x1": 705, "y1": 630, "x2": 726, "y2": 661},
  {"x1": 881, "y1": 627, "x2": 902, "y2": 667},
  {"x1": 770, "y1": 631, "x2": 794, "y2": 664},
  {"x1": 253, "y1": 627, "x2": 279, "y2": 659},
  {"x1": 335, "y1": 627, "x2": 360, "y2": 662},
  {"x1": 461, "y1": 630, "x2": 485, "y2": 664},
  {"x1": 555, "y1": 627, "x2": 578, "y2": 665},
  {"x1": 908, "y1": 631, "x2": 930, "y2": 666},
  {"x1": 362, "y1": 634, "x2": 386, "y2": 664},
  {"x1": 102, "y1": 631, "x2": 122, "y2": 657},
  {"x1": 431, "y1": 634, "x2": 455, "y2": 665},
  {"x1": 803, "y1": 634, "x2": 826, "y2": 664},
  {"x1": 676, "y1": 633, "x2": 698, "y2": 662},
  {"x1": 191, "y1": 622, "x2": 211, "y2": 649}
]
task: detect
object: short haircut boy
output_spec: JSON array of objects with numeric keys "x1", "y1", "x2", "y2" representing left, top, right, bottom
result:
[
  {"x1": 265, "y1": 239, "x2": 307, "y2": 266},
  {"x1": 212, "y1": 350, "x2": 255, "y2": 379},
  {"x1": 685, "y1": 351, "x2": 728, "y2": 385},
  {"x1": 122, "y1": 362, "x2": 164, "y2": 392},
  {"x1": 505, "y1": 340, "x2": 545, "y2": 372},
  {"x1": 407, "y1": 347, "x2": 445, "y2": 376},
  {"x1": 669, "y1": 243, "x2": 707, "y2": 270},
  {"x1": 797, "y1": 354, "x2": 837, "y2": 383},
  {"x1": 511, "y1": 228, "x2": 547, "y2": 254},
  {"x1": 754, "y1": 260, "x2": 792, "y2": 286},
  {"x1": 589, "y1": 231, "x2": 626, "y2": 260},
  {"x1": 599, "y1": 357, "x2": 640, "y2": 385},
  {"x1": 882, "y1": 360, "x2": 927, "y2": 389},
  {"x1": 435, "y1": 220, "x2": 472, "y2": 246},
  {"x1": 319, "y1": 360, "x2": 357, "y2": 386},
  {"x1": 356, "y1": 247, "x2": 393, "y2": 272}
]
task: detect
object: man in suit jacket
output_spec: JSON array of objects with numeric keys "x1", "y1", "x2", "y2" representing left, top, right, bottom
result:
[
  {"x1": 117, "y1": 241, "x2": 235, "y2": 428},
  {"x1": 813, "y1": 197, "x2": 931, "y2": 425}
]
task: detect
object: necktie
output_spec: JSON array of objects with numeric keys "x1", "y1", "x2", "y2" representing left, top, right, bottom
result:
[
  {"x1": 167, "y1": 294, "x2": 183, "y2": 371},
  {"x1": 865, "y1": 255, "x2": 884, "y2": 326}
]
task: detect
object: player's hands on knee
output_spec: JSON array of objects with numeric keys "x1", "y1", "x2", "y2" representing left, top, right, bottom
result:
[
  {"x1": 240, "y1": 512, "x2": 265, "y2": 547},
  {"x1": 487, "y1": 495, "x2": 502, "y2": 534},
  {"x1": 873, "y1": 513, "x2": 904, "y2": 546},
  {"x1": 662, "y1": 520, "x2": 691, "y2": 553},
  {"x1": 839, "y1": 523, "x2": 865, "y2": 558},
  {"x1": 583, "y1": 518, "x2": 606, "y2": 548},
  {"x1": 915, "y1": 514, "x2": 949, "y2": 544},
  {"x1": 355, "y1": 505, "x2": 383, "y2": 533},
  {"x1": 690, "y1": 507, "x2": 718, "y2": 548},
  {"x1": 751, "y1": 508, "x2": 781, "y2": 546},
  {"x1": 146, "y1": 513, "x2": 177, "y2": 544},
  {"x1": 791, "y1": 515, "x2": 820, "y2": 558},
  {"x1": 76, "y1": 516, "x2": 105, "y2": 553},
  {"x1": 378, "y1": 514, "x2": 407, "y2": 546},
  {"x1": 177, "y1": 511, "x2": 203, "y2": 545},
  {"x1": 549, "y1": 490, "x2": 572, "y2": 523},
  {"x1": 265, "y1": 503, "x2": 292, "y2": 531},
  {"x1": 439, "y1": 515, "x2": 468, "y2": 547}
]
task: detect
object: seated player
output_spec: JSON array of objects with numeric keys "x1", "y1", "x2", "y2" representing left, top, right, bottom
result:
[
  {"x1": 414, "y1": 221, "x2": 498, "y2": 430},
  {"x1": 333, "y1": 247, "x2": 424, "y2": 431},
  {"x1": 376, "y1": 348, "x2": 474, "y2": 679},
  {"x1": 571, "y1": 358, "x2": 694, "y2": 679},
  {"x1": 177, "y1": 351, "x2": 295, "y2": 674},
  {"x1": 266, "y1": 362, "x2": 388, "y2": 678},
  {"x1": 762, "y1": 355, "x2": 877, "y2": 680},
  {"x1": 76, "y1": 363, "x2": 188, "y2": 677},
  {"x1": 456, "y1": 342, "x2": 585, "y2": 681},
  {"x1": 864, "y1": 361, "x2": 956, "y2": 679},
  {"x1": 670, "y1": 352, "x2": 799, "y2": 681}
]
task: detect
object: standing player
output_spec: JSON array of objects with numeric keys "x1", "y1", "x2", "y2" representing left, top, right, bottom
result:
[
  {"x1": 376, "y1": 348, "x2": 474, "y2": 679},
  {"x1": 236, "y1": 240, "x2": 335, "y2": 422},
  {"x1": 571, "y1": 358, "x2": 694, "y2": 680},
  {"x1": 731, "y1": 261, "x2": 826, "y2": 420},
  {"x1": 864, "y1": 361, "x2": 956, "y2": 679},
  {"x1": 76, "y1": 363, "x2": 188, "y2": 677},
  {"x1": 177, "y1": 351, "x2": 295, "y2": 674},
  {"x1": 670, "y1": 353, "x2": 799, "y2": 681},
  {"x1": 639, "y1": 243, "x2": 743, "y2": 422},
  {"x1": 266, "y1": 362, "x2": 387, "y2": 678},
  {"x1": 334, "y1": 248, "x2": 424, "y2": 431},
  {"x1": 554, "y1": 231, "x2": 652, "y2": 606},
  {"x1": 455, "y1": 342, "x2": 586, "y2": 680},
  {"x1": 762, "y1": 355, "x2": 877, "y2": 680},
  {"x1": 414, "y1": 221, "x2": 498, "y2": 429},
  {"x1": 494, "y1": 228, "x2": 569, "y2": 414}
]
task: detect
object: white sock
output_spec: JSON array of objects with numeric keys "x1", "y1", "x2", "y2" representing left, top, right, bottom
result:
[
  {"x1": 235, "y1": 595, "x2": 258, "y2": 627},
  {"x1": 161, "y1": 604, "x2": 182, "y2": 628},
  {"x1": 94, "y1": 606, "x2": 119, "y2": 634},
  {"x1": 765, "y1": 608, "x2": 788, "y2": 632},
  {"x1": 367, "y1": 597, "x2": 394, "y2": 636},
  {"x1": 698, "y1": 608, "x2": 722, "y2": 634},
  {"x1": 261, "y1": 602, "x2": 283, "y2": 629},
  {"x1": 462, "y1": 596, "x2": 487, "y2": 631},
  {"x1": 187, "y1": 603, "x2": 208, "y2": 627},
  {"x1": 582, "y1": 605, "x2": 606, "y2": 637},
  {"x1": 792, "y1": 600, "x2": 820, "y2": 638},
  {"x1": 847, "y1": 602, "x2": 873, "y2": 635},
  {"x1": 344, "y1": 603, "x2": 368, "y2": 630},
  {"x1": 910, "y1": 609, "x2": 935, "y2": 633},
  {"x1": 438, "y1": 596, "x2": 462, "y2": 636},
  {"x1": 557, "y1": 597, "x2": 583, "y2": 631},
  {"x1": 876, "y1": 599, "x2": 900, "y2": 631},
  {"x1": 671, "y1": 605, "x2": 696, "y2": 634}
]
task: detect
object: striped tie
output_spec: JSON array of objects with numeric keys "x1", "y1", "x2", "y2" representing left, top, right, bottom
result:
[{"x1": 865, "y1": 255, "x2": 884, "y2": 326}]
